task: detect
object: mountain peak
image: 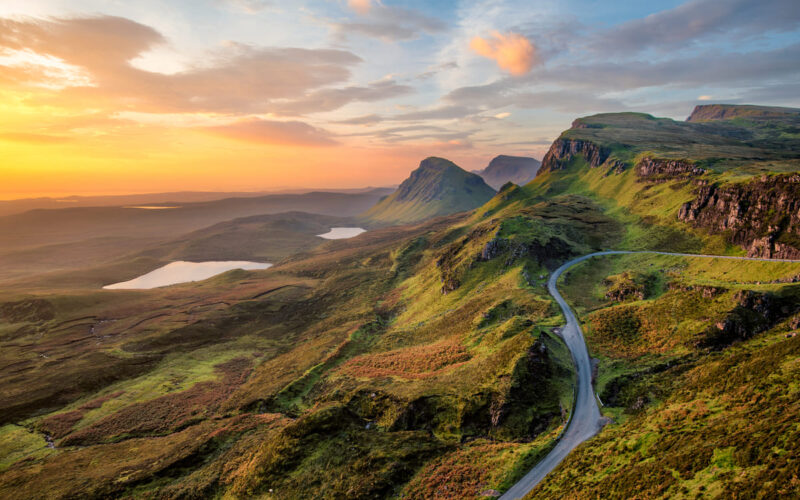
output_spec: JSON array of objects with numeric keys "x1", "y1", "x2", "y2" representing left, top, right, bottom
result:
[
  {"x1": 474, "y1": 154, "x2": 541, "y2": 189},
  {"x1": 363, "y1": 157, "x2": 495, "y2": 225}
]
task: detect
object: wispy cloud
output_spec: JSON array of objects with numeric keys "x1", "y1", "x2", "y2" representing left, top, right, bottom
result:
[
  {"x1": 590, "y1": 0, "x2": 800, "y2": 55},
  {"x1": 271, "y1": 79, "x2": 413, "y2": 116},
  {"x1": 204, "y1": 118, "x2": 338, "y2": 146},
  {"x1": 332, "y1": 3, "x2": 446, "y2": 42}
]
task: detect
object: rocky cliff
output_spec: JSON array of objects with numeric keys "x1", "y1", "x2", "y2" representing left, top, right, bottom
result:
[
  {"x1": 635, "y1": 157, "x2": 706, "y2": 182},
  {"x1": 678, "y1": 174, "x2": 800, "y2": 258},
  {"x1": 539, "y1": 138, "x2": 611, "y2": 173}
]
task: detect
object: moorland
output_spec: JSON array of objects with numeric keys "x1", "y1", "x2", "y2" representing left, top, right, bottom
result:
[{"x1": 1, "y1": 104, "x2": 800, "y2": 499}]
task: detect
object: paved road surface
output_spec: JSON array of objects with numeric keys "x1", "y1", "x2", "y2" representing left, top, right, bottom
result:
[{"x1": 500, "y1": 250, "x2": 800, "y2": 499}]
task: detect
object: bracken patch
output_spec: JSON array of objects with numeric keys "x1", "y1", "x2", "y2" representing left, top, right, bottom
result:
[{"x1": 339, "y1": 339, "x2": 471, "y2": 379}]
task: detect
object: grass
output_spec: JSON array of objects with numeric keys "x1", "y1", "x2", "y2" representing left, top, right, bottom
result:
[
  {"x1": 527, "y1": 251, "x2": 800, "y2": 498},
  {"x1": 0, "y1": 424, "x2": 54, "y2": 472},
  {"x1": 3, "y1": 107, "x2": 799, "y2": 498}
]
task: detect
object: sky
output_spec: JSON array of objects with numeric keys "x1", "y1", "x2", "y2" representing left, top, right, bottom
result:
[{"x1": 0, "y1": 0, "x2": 799, "y2": 198}]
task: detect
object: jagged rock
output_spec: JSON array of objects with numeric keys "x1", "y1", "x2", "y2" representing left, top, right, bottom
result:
[
  {"x1": 635, "y1": 157, "x2": 706, "y2": 182},
  {"x1": 539, "y1": 138, "x2": 611, "y2": 173},
  {"x1": 481, "y1": 237, "x2": 508, "y2": 261},
  {"x1": 678, "y1": 174, "x2": 800, "y2": 258}
]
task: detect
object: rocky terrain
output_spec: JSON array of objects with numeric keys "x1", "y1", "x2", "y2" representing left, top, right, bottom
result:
[{"x1": 678, "y1": 174, "x2": 800, "y2": 259}]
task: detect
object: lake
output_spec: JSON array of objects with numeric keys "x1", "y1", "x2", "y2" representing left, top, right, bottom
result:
[
  {"x1": 103, "y1": 261, "x2": 272, "y2": 289},
  {"x1": 317, "y1": 227, "x2": 367, "y2": 239}
]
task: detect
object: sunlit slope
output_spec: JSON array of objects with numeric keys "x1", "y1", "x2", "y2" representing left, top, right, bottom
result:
[
  {"x1": 528, "y1": 105, "x2": 800, "y2": 258},
  {"x1": 0, "y1": 185, "x2": 628, "y2": 498},
  {"x1": 363, "y1": 157, "x2": 496, "y2": 225},
  {"x1": 526, "y1": 252, "x2": 800, "y2": 499}
]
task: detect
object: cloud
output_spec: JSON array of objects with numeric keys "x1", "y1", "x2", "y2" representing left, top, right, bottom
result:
[
  {"x1": 271, "y1": 79, "x2": 413, "y2": 116},
  {"x1": 392, "y1": 105, "x2": 476, "y2": 121},
  {"x1": 347, "y1": 0, "x2": 372, "y2": 15},
  {"x1": 222, "y1": 0, "x2": 271, "y2": 14},
  {"x1": 0, "y1": 16, "x2": 417, "y2": 117},
  {"x1": 335, "y1": 114, "x2": 383, "y2": 125},
  {"x1": 470, "y1": 31, "x2": 538, "y2": 76},
  {"x1": 698, "y1": 95, "x2": 713, "y2": 101},
  {"x1": 332, "y1": 4, "x2": 446, "y2": 42},
  {"x1": 592, "y1": 0, "x2": 800, "y2": 55},
  {"x1": 204, "y1": 119, "x2": 338, "y2": 146}
]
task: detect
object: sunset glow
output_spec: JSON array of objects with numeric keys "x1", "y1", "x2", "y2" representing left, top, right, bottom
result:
[{"x1": 1, "y1": 1, "x2": 798, "y2": 198}]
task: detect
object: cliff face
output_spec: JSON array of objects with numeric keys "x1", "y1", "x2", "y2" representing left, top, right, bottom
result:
[
  {"x1": 539, "y1": 138, "x2": 610, "y2": 174},
  {"x1": 635, "y1": 157, "x2": 706, "y2": 182},
  {"x1": 678, "y1": 174, "x2": 800, "y2": 258}
]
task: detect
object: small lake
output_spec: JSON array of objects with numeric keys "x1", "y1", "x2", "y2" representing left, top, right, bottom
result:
[
  {"x1": 103, "y1": 261, "x2": 272, "y2": 290},
  {"x1": 317, "y1": 227, "x2": 367, "y2": 239}
]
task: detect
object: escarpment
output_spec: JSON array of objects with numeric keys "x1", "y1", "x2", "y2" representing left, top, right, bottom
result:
[
  {"x1": 678, "y1": 174, "x2": 800, "y2": 258},
  {"x1": 635, "y1": 157, "x2": 706, "y2": 182},
  {"x1": 539, "y1": 138, "x2": 611, "y2": 173}
]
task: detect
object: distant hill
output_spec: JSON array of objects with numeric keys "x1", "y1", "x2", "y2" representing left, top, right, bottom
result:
[
  {"x1": 363, "y1": 157, "x2": 496, "y2": 225},
  {"x1": 686, "y1": 103, "x2": 800, "y2": 122},
  {"x1": 145, "y1": 211, "x2": 352, "y2": 264},
  {"x1": 472, "y1": 155, "x2": 541, "y2": 189},
  {"x1": 0, "y1": 189, "x2": 392, "y2": 283},
  {"x1": 0, "y1": 187, "x2": 395, "y2": 217}
]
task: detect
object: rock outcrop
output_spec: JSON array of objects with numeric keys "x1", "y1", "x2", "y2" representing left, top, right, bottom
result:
[
  {"x1": 635, "y1": 157, "x2": 706, "y2": 182},
  {"x1": 539, "y1": 138, "x2": 611, "y2": 173},
  {"x1": 697, "y1": 290, "x2": 798, "y2": 349},
  {"x1": 678, "y1": 174, "x2": 800, "y2": 259}
]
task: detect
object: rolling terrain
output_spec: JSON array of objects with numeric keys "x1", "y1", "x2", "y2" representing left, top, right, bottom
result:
[
  {"x1": 1, "y1": 104, "x2": 799, "y2": 499},
  {"x1": 0, "y1": 189, "x2": 390, "y2": 285}
]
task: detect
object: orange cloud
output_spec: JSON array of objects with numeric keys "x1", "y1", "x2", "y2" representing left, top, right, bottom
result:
[
  {"x1": 469, "y1": 31, "x2": 538, "y2": 76},
  {"x1": 0, "y1": 16, "x2": 362, "y2": 114},
  {"x1": 348, "y1": 0, "x2": 372, "y2": 15}
]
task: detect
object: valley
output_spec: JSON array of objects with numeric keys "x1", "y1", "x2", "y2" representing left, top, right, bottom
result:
[{"x1": 1, "y1": 104, "x2": 800, "y2": 499}]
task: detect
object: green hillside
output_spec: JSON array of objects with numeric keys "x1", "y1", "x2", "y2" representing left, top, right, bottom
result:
[
  {"x1": 362, "y1": 157, "x2": 496, "y2": 225},
  {"x1": 1, "y1": 104, "x2": 799, "y2": 499}
]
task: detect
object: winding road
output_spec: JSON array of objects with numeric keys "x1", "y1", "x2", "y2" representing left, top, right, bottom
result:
[{"x1": 500, "y1": 250, "x2": 800, "y2": 500}]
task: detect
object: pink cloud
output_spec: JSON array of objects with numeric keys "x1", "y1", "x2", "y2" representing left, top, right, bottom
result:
[
  {"x1": 470, "y1": 31, "x2": 538, "y2": 76},
  {"x1": 348, "y1": 0, "x2": 372, "y2": 15}
]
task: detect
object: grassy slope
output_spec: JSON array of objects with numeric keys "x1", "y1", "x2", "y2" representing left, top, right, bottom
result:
[
  {"x1": 526, "y1": 253, "x2": 800, "y2": 498},
  {"x1": 2, "y1": 109, "x2": 799, "y2": 499},
  {"x1": 509, "y1": 109, "x2": 800, "y2": 498},
  {"x1": 0, "y1": 189, "x2": 616, "y2": 499}
]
